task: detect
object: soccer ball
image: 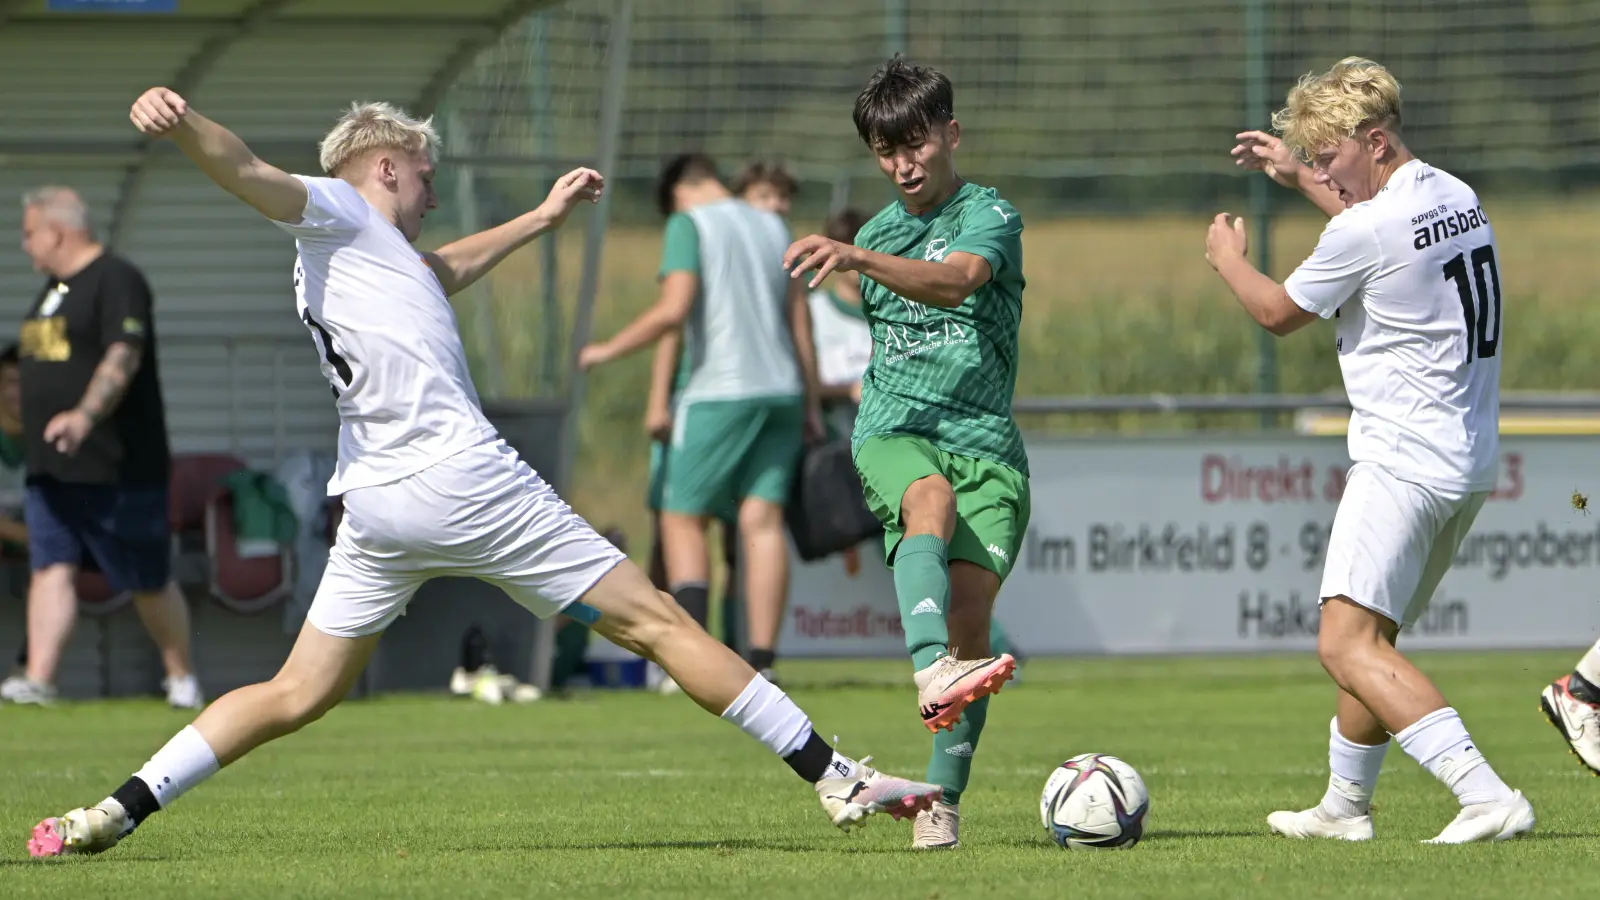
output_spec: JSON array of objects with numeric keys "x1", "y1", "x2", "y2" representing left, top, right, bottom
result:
[{"x1": 1039, "y1": 753, "x2": 1149, "y2": 849}]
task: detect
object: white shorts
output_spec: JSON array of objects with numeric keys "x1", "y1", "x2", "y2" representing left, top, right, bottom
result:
[
  {"x1": 1319, "y1": 462, "x2": 1487, "y2": 628},
  {"x1": 307, "y1": 440, "x2": 627, "y2": 639}
]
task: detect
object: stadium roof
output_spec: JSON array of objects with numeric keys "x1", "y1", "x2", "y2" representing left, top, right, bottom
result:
[{"x1": 0, "y1": 0, "x2": 563, "y2": 245}]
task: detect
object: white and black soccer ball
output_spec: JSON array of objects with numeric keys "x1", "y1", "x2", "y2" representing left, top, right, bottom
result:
[{"x1": 1039, "y1": 753, "x2": 1149, "y2": 849}]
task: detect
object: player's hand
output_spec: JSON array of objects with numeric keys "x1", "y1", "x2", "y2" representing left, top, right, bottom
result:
[
  {"x1": 644, "y1": 404, "x2": 673, "y2": 442},
  {"x1": 1231, "y1": 131, "x2": 1304, "y2": 190},
  {"x1": 44, "y1": 409, "x2": 94, "y2": 456},
  {"x1": 1204, "y1": 213, "x2": 1249, "y2": 270},
  {"x1": 576, "y1": 342, "x2": 612, "y2": 372},
  {"x1": 804, "y1": 401, "x2": 826, "y2": 445},
  {"x1": 849, "y1": 381, "x2": 863, "y2": 405},
  {"x1": 538, "y1": 168, "x2": 605, "y2": 227},
  {"x1": 130, "y1": 87, "x2": 190, "y2": 138},
  {"x1": 784, "y1": 235, "x2": 860, "y2": 290}
]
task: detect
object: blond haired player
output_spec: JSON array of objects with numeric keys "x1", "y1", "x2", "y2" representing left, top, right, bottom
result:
[
  {"x1": 1208, "y1": 57, "x2": 1533, "y2": 844},
  {"x1": 26, "y1": 87, "x2": 944, "y2": 858}
]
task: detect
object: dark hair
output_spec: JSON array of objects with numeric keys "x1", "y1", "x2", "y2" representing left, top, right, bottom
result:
[
  {"x1": 732, "y1": 157, "x2": 798, "y2": 200},
  {"x1": 853, "y1": 54, "x2": 954, "y2": 150},
  {"x1": 0, "y1": 343, "x2": 18, "y2": 369},
  {"x1": 823, "y1": 207, "x2": 871, "y2": 246},
  {"x1": 655, "y1": 152, "x2": 720, "y2": 218}
]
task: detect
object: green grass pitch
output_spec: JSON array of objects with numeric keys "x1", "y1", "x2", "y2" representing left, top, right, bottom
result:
[{"x1": 2, "y1": 651, "x2": 1595, "y2": 899}]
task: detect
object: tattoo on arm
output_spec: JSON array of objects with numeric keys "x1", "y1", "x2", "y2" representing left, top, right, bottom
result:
[{"x1": 77, "y1": 341, "x2": 143, "y2": 423}]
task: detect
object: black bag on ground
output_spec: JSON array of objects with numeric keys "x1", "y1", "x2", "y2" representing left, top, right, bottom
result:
[{"x1": 785, "y1": 437, "x2": 883, "y2": 562}]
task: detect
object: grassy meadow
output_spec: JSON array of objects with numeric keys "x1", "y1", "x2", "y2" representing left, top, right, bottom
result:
[{"x1": 451, "y1": 195, "x2": 1600, "y2": 553}]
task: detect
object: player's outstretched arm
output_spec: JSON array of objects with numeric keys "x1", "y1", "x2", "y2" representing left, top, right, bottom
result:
[
  {"x1": 1233, "y1": 131, "x2": 1345, "y2": 219},
  {"x1": 130, "y1": 88, "x2": 308, "y2": 224},
  {"x1": 643, "y1": 331, "x2": 681, "y2": 441},
  {"x1": 427, "y1": 168, "x2": 602, "y2": 296},
  {"x1": 783, "y1": 235, "x2": 988, "y2": 308},
  {"x1": 1205, "y1": 213, "x2": 1316, "y2": 336},
  {"x1": 576, "y1": 271, "x2": 695, "y2": 371}
]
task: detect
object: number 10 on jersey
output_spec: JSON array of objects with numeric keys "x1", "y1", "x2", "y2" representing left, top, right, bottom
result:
[{"x1": 1442, "y1": 245, "x2": 1501, "y2": 363}]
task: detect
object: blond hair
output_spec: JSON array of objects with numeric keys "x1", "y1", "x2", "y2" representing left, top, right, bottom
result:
[
  {"x1": 318, "y1": 101, "x2": 440, "y2": 176},
  {"x1": 1272, "y1": 57, "x2": 1403, "y2": 161}
]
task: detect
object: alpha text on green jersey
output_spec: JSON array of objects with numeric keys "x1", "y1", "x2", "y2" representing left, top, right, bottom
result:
[{"x1": 850, "y1": 181, "x2": 1028, "y2": 475}]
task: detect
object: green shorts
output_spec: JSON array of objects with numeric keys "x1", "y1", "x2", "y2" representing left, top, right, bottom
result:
[
  {"x1": 661, "y1": 396, "x2": 804, "y2": 519},
  {"x1": 854, "y1": 433, "x2": 1031, "y2": 582}
]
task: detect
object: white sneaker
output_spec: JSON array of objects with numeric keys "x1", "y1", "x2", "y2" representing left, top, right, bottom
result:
[
  {"x1": 912, "y1": 800, "x2": 961, "y2": 849},
  {"x1": 5, "y1": 677, "x2": 57, "y2": 706},
  {"x1": 164, "y1": 674, "x2": 204, "y2": 710},
  {"x1": 815, "y1": 755, "x2": 942, "y2": 833},
  {"x1": 28, "y1": 803, "x2": 131, "y2": 857},
  {"x1": 449, "y1": 666, "x2": 477, "y2": 696},
  {"x1": 1424, "y1": 791, "x2": 1535, "y2": 844},
  {"x1": 1540, "y1": 674, "x2": 1600, "y2": 775},
  {"x1": 1267, "y1": 804, "x2": 1374, "y2": 841},
  {"x1": 0, "y1": 672, "x2": 30, "y2": 702}
]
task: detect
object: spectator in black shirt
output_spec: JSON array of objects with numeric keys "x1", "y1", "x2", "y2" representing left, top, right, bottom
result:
[{"x1": 8, "y1": 186, "x2": 201, "y2": 708}]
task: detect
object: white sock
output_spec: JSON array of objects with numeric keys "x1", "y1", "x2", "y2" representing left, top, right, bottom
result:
[
  {"x1": 1318, "y1": 716, "x2": 1388, "y2": 818},
  {"x1": 1395, "y1": 707, "x2": 1513, "y2": 807},
  {"x1": 720, "y1": 674, "x2": 813, "y2": 758},
  {"x1": 1576, "y1": 638, "x2": 1600, "y2": 688},
  {"x1": 129, "y1": 725, "x2": 221, "y2": 809}
]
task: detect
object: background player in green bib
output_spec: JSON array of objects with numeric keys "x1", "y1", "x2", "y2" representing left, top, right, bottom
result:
[{"x1": 785, "y1": 55, "x2": 1028, "y2": 850}]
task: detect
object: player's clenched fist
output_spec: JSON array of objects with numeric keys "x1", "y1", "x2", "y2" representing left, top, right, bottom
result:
[
  {"x1": 129, "y1": 87, "x2": 189, "y2": 137},
  {"x1": 1204, "y1": 212, "x2": 1248, "y2": 271},
  {"x1": 538, "y1": 167, "x2": 605, "y2": 227}
]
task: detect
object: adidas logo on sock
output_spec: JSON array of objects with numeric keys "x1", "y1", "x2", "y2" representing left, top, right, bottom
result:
[
  {"x1": 944, "y1": 742, "x2": 974, "y2": 757},
  {"x1": 911, "y1": 598, "x2": 940, "y2": 615}
]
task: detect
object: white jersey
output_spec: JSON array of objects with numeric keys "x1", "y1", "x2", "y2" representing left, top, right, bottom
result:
[
  {"x1": 274, "y1": 176, "x2": 497, "y2": 495},
  {"x1": 1285, "y1": 159, "x2": 1502, "y2": 492},
  {"x1": 806, "y1": 287, "x2": 872, "y2": 388}
]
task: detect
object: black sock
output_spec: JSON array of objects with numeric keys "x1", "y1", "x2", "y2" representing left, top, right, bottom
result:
[
  {"x1": 749, "y1": 648, "x2": 776, "y2": 671},
  {"x1": 1570, "y1": 670, "x2": 1600, "y2": 704},
  {"x1": 110, "y1": 776, "x2": 161, "y2": 828},
  {"x1": 782, "y1": 729, "x2": 836, "y2": 783},
  {"x1": 671, "y1": 583, "x2": 710, "y2": 629}
]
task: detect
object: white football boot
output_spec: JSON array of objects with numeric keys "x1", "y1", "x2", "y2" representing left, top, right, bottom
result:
[
  {"x1": 1540, "y1": 674, "x2": 1600, "y2": 775},
  {"x1": 1424, "y1": 791, "x2": 1535, "y2": 844},
  {"x1": 912, "y1": 800, "x2": 961, "y2": 849},
  {"x1": 1267, "y1": 804, "x2": 1374, "y2": 841}
]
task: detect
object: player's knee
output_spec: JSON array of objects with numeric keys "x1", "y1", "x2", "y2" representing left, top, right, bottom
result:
[
  {"x1": 599, "y1": 588, "x2": 695, "y2": 660},
  {"x1": 736, "y1": 497, "x2": 782, "y2": 535},
  {"x1": 900, "y1": 475, "x2": 955, "y2": 536},
  {"x1": 267, "y1": 672, "x2": 345, "y2": 729}
]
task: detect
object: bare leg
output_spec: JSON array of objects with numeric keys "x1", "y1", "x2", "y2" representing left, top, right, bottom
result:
[
  {"x1": 132, "y1": 580, "x2": 194, "y2": 680},
  {"x1": 737, "y1": 497, "x2": 788, "y2": 662},
  {"x1": 24, "y1": 563, "x2": 77, "y2": 686},
  {"x1": 190, "y1": 621, "x2": 378, "y2": 766}
]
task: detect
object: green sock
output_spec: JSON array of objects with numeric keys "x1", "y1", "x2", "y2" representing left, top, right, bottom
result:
[
  {"x1": 988, "y1": 617, "x2": 1014, "y2": 658},
  {"x1": 928, "y1": 695, "x2": 988, "y2": 805},
  {"x1": 894, "y1": 534, "x2": 950, "y2": 670}
]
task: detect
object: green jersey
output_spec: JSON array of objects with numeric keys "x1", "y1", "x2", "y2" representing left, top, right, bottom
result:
[{"x1": 850, "y1": 181, "x2": 1028, "y2": 475}]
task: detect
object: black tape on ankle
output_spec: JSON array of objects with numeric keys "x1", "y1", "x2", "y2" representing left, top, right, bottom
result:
[
  {"x1": 783, "y1": 730, "x2": 834, "y2": 784},
  {"x1": 111, "y1": 776, "x2": 162, "y2": 826}
]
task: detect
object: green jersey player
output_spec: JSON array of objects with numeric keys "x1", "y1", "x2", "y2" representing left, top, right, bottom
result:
[{"x1": 785, "y1": 55, "x2": 1029, "y2": 850}]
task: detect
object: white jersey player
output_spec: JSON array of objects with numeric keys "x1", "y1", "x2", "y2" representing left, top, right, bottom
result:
[
  {"x1": 27, "y1": 88, "x2": 945, "y2": 858},
  {"x1": 1206, "y1": 57, "x2": 1534, "y2": 844}
]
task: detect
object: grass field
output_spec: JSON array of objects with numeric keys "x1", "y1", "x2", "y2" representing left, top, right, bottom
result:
[{"x1": 3, "y1": 651, "x2": 1596, "y2": 898}]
